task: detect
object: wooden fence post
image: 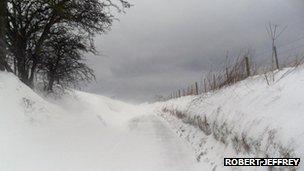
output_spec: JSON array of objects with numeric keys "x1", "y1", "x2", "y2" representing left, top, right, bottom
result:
[
  {"x1": 204, "y1": 78, "x2": 207, "y2": 93},
  {"x1": 273, "y1": 46, "x2": 279, "y2": 69},
  {"x1": 213, "y1": 74, "x2": 216, "y2": 90},
  {"x1": 195, "y1": 82, "x2": 198, "y2": 95},
  {"x1": 245, "y1": 56, "x2": 251, "y2": 77}
]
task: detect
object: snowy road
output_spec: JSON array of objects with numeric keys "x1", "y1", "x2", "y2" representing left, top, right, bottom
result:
[
  {"x1": 3, "y1": 69, "x2": 304, "y2": 171},
  {"x1": 99, "y1": 114, "x2": 200, "y2": 171},
  {"x1": 1, "y1": 111, "x2": 203, "y2": 171},
  {"x1": 0, "y1": 79, "x2": 205, "y2": 171}
]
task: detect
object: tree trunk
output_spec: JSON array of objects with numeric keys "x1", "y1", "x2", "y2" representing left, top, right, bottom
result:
[
  {"x1": 11, "y1": 36, "x2": 32, "y2": 86},
  {"x1": 0, "y1": 0, "x2": 7, "y2": 71},
  {"x1": 15, "y1": 47, "x2": 29, "y2": 85},
  {"x1": 47, "y1": 71, "x2": 55, "y2": 92},
  {"x1": 28, "y1": 55, "x2": 38, "y2": 88},
  {"x1": 0, "y1": 0, "x2": 13, "y2": 72}
]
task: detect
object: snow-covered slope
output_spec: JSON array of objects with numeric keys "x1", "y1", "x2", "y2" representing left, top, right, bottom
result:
[
  {"x1": 157, "y1": 66, "x2": 304, "y2": 170},
  {"x1": 0, "y1": 72, "x2": 200, "y2": 171},
  {"x1": 1, "y1": 66, "x2": 303, "y2": 171},
  {"x1": 0, "y1": 72, "x2": 128, "y2": 170}
]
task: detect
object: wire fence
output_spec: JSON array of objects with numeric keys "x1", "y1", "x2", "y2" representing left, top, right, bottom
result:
[{"x1": 163, "y1": 42, "x2": 304, "y2": 101}]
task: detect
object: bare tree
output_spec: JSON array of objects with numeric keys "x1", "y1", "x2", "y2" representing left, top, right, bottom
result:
[
  {"x1": 38, "y1": 28, "x2": 95, "y2": 92},
  {"x1": 5, "y1": 0, "x2": 130, "y2": 87},
  {"x1": 266, "y1": 22, "x2": 287, "y2": 70}
]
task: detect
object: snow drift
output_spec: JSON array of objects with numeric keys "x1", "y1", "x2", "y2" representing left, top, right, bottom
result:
[
  {"x1": 0, "y1": 72, "x2": 140, "y2": 171},
  {"x1": 1, "y1": 66, "x2": 303, "y2": 171},
  {"x1": 157, "y1": 66, "x2": 304, "y2": 170},
  {"x1": 0, "y1": 72, "x2": 200, "y2": 171}
]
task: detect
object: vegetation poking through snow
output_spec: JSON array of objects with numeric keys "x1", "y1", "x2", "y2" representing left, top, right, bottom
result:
[{"x1": 160, "y1": 106, "x2": 297, "y2": 170}]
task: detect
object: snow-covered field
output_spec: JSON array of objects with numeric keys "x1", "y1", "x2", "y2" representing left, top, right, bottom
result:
[{"x1": 0, "y1": 66, "x2": 303, "y2": 171}]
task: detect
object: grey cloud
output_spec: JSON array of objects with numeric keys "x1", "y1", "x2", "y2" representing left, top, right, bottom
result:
[{"x1": 85, "y1": 0, "x2": 304, "y2": 102}]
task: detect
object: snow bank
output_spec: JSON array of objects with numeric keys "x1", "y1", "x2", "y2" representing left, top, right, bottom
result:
[
  {"x1": 50, "y1": 90, "x2": 142, "y2": 127},
  {"x1": 0, "y1": 72, "x2": 64, "y2": 125},
  {"x1": 157, "y1": 66, "x2": 304, "y2": 170},
  {"x1": 0, "y1": 72, "x2": 139, "y2": 170},
  {"x1": 1, "y1": 65, "x2": 303, "y2": 170},
  {"x1": 0, "y1": 72, "x2": 204, "y2": 171}
]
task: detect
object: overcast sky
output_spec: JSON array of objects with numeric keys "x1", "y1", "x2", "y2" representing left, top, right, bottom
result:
[{"x1": 84, "y1": 0, "x2": 304, "y2": 103}]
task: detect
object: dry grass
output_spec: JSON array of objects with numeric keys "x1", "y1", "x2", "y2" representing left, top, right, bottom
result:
[
  {"x1": 165, "y1": 52, "x2": 304, "y2": 100},
  {"x1": 161, "y1": 106, "x2": 297, "y2": 171}
]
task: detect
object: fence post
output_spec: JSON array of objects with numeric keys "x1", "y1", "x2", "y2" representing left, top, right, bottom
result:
[
  {"x1": 273, "y1": 46, "x2": 279, "y2": 70},
  {"x1": 245, "y1": 56, "x2": 251, "y2": 77},
  {"x1": 213, "y1": 74, "x2": 216, "y2": 90},
  {"x1": 204, "y1": 78, "x2": 207, "y2": 93},
  {"x1": 195, "y1": 82, "x2": 198, "y2": 95}
]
